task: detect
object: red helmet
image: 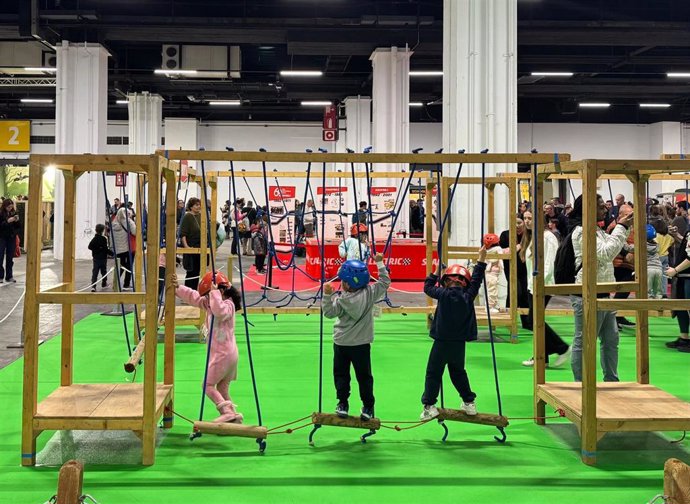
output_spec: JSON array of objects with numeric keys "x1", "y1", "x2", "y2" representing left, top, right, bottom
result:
[
  {"x1": 442, "y1": 264, "x2": 472, "y2": 287},
  {"x1": 350, "y1": 223, "x2": 368, "y2": 237},
  {"x1": 483, "y1": 233, "x2": 500, "y2": 248},
  {"x1": 198, "y1": 270, "x2": 231, "y2": 296}
]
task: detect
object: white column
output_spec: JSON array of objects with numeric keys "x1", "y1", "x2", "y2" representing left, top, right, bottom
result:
[
  {"x1": 443, "y1": 0, "x2": 517, "y2": 246},
  {"x1": 128, "y1": 92, "x2": 163, "y2": 155},
  {"x1": 53, "y1": 41, "x2": 109, "y2": 260},
  {"x1": 649, "y1": 122, "x2": 683, "y2": 200},
  {"x1": 164, "y1": 118, "x2": 199, "y2": 197},
  {"x1": 342, "y1": 96, "x2": 372, "y2": 212},
  {"x1": 370, "y1": 47, "x2": 412, "y2": 237}
]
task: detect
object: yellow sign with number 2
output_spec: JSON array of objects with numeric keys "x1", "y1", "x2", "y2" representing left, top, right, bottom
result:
[{"x1": 0, "y1": 120, "x2": 30, "y2": 152}]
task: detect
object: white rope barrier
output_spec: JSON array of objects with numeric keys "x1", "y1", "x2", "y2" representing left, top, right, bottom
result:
[
  {"x1": 0, "y1": 289, "x2": 25, "y2": 324},
  {"x1": 76, "y1": 267, "x2": 116, "y2": 292}
]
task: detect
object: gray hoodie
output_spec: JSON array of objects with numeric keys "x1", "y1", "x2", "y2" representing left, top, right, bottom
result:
[{"x1": 322, "y1": 260, "x2": 391, "y2": 346}]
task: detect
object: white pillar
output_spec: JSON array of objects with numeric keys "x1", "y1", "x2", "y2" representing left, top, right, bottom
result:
[
  {"x1": 650, "y1": 122, "x2": 683, "y2": 200},
  {"x1": 443, "y1": 0, "x2": 517, "y2": 246},
  {"x1": 341, "y1": 96, "x2": 372, "y2": 213},
  {"x1": 128, "y1": 92, "x2": 163, "y2": 155},
  {"x1": 164, "y1": 118, "x2": 199, "y2": 197},
  {"x1": 370, "y1": 47, "x2": 412, "y2": 237},
  {"x1": 53, "y1": 41, "x2": 109, "y2": 260}
]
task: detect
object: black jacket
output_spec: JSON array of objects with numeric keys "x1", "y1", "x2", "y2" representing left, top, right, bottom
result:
[
  {"x1": 88, "y1": 234, "x2": 112, "y2": 261},
  {"x1": 0, "y1": 212, "x2": 20, "y2": 240},
  {"x1": 424, "y1": 262, "x2": 486, "y2": 342}
]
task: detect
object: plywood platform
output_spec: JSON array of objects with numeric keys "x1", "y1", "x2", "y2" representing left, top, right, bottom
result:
[
  {"x1": 34, "y1": 383, "x2": 173, "y2": 431},
  {"x1": 475, "y1": 306, "x2": 513, "y2": 326},
  {"x1": 142, "y1": 305, "x2": 202, "y2": 327},
  {"x1": 537, "y1": 382, "x2": 690, "y2": 433}
]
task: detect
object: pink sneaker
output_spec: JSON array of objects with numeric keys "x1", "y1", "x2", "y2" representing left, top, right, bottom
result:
[{"x1": 214, "y1": 400, "x2": 244, "y2": 423}]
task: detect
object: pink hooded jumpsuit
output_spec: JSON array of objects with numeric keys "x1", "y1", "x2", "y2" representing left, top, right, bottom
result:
[{"x1": 176, "y1": 286, "x2": 243, "y2": 423}]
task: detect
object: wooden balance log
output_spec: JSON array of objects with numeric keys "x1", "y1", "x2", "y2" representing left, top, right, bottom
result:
[
  {"x1": 437, "y1": 408, "x2": 509, "y2": 428},
  {"x1": 311, "y1": 412, "x2": 381, "y2": 430},
  {"x1": 193, "y1": 420, "x2": 268, "y2": 439},
  {"x1": 124, "y1": 336, "x2": 146, "y2": 373}
]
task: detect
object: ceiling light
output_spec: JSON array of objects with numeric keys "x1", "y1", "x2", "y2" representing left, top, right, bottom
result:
[
  {"x1": 208, "y1": 100, "x2": 241, "y2": 106},
  {"x1": 579, "y1": 102, "x2": 610, "y2": 108},
  {"x1": 280, "y1": 70, "x2": 323, "y2": 77},
  {"x1": 154, "y1": 69, "x2": 198, "y2": 76},
  {"x1": 409, "y1": 102, "x2": 424, "y2": 107},
  {"x1": 20, "y1": 98, "x2": 53, "y2": 103},
  {"x1": 24, "y1": 67, "x2": 57, "y2": 73},
  {"x1": 301, "y1": 101, "x2": 332, "y2": 106},
  {"x1": 640, "y1": 103, "x2": 671, "y2": 108},
  {"x1": 531, "y1": 72, "x2": 574, "y2": 77},
  {"x1": 116, "y1": 100, "x2": 128, "y2": 105},
  {"x1": 409, "y1": 71, "x2": 443, "y2": 77},
  {"x1": 667, "y1": 73, "x2": 690, "y2": 78}
]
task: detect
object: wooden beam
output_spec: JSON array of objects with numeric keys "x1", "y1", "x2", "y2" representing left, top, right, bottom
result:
[
  {"x1": 597, "y1": 299, "x2": 690, "y2": 311},
  {"x1": 60, "y1": 172, "x2": 77, "y2": 387},
  {"x1": 163, "y1": 165, "x2": 177, "y2": 429},
  {"x1": 633, "y1": 175, "x2": 650, "y2": 385},
  {"x1": 538, "y1": 159, "x2": 589, "y2": 175},
  {"x1": 36, "y1": 292, "x2": 146, "y2": 305},
  {"x1": 55, "y1": 460, "x2": 83, "y2": 504},
  {"x1": 31, "y1": 154, "x2": 154, "y2": 166},
  {"x1": 194, "y1": 421, "x2": 268, "y2": 439},
  {"x1": 437, "y1": 408, "x2": 509, "y2": 428},
  {"x1": 311, "y1": 412, "x2": 381, "y2": 430},
  {"x1": 160, "y1": 150, "x2": 570, "y2": 164},
  {"x1": 532, "y1": 171, "x2": 547, "y2": 425},
  {"x1": 543, "y1": 281, "x2": 638, "y2": 296},
  {"x1": 42, "y1": 282, "x2": 69, "y2": 293}
]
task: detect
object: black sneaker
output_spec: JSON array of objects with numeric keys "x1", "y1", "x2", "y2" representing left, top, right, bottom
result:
[
  {"x1": 335, "y1": 402, "x2": 349, "y2": 418},
  {"x1": 360, "y1": 406, "x2": 374, "y2": 422},
  {"x1": 676, "y1": 339, "x2": 690, "y2": 352},
  {"x1": 616, "y1": 317, "x2": 636, "y2": 327},
  {"x1": 666, "y1": 338, "x2": 685, "y2": 348}
]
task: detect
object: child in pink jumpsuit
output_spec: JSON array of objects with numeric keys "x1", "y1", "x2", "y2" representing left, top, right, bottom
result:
[{"x1": 172, "y1": 271, "x2": 244, "y2": 423}]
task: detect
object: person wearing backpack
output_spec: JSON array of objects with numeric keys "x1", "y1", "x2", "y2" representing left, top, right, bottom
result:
[
  {"x1": 568, "y1": 194, "x2": 634, "y2": 382},
  {"x1": 664, "y1": 224, "x2": 690, "y2": 353}
]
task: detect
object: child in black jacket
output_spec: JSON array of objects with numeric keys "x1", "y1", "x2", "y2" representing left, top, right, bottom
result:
[
  {"x1": 420, "y1": 247, "x2": 487, "y2": 420},
  {"x1": 88, "y1": 224, "x2": 113, "y2": 291}
]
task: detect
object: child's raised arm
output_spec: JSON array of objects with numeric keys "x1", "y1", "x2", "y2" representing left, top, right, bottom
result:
[
  {"x1": 172, "y1": 274, "x2": 209, "y2": 309},
  {"x1": 208, "y1": 289, "x2": 235, "y2": 321}
]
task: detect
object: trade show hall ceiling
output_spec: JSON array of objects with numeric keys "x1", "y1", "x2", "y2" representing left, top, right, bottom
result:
[{"x1": 1, "y1": 0, "x2": 690, "y2": 123}]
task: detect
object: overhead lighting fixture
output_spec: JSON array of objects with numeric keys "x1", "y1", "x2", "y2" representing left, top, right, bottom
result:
[
  {"x1": 20, "y1": 98, "x2": 53, "y2": 103},
  {"x1": 409, "y1": 71, "x2": 443, "y2": 77},
  {"x1": 301, "y1": 101, "x2": 332, "y2": 106},
  {"x1": 409, "y1": 102, "x2": 424, "y2": 107},
  {"x1": 667, "y1": 73, "x2": 690, "y2": 78},
  {"x1": 280, "y1": 70, "x2": 323, "y2": 77},
  {"x1": 154, "y1": 69, "x2": 198, "y2": 76},
  {"x1": 208, "y1": 100, "x2": 241, "y2": 106},
  {"x1": 531, "y1": 72, "x2": 574, "y2": 77},
  {"x1": 579, "y1": 102, "x2": 610, "y2": 108},
  {"x1": 640, "y1": 103, "x2": 671, "y2": 108},
  {"x1": 116, "y1": 100, "x2": 128, "y2": 105},
  {"x1": 24, "y1": 67, "x2": 57, "y2": 73}
]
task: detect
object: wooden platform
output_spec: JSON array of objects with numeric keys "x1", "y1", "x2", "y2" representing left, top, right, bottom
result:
[
  {"x1": 142, "y1": 305, "x2": 201, "y2": 327},
  {"x1": 34, "y1": 383, "x2": 173, "y2": 431},
  {"x1": 537, "y1": 382, "x2": 690, "y2": 434},
  {"x1": 474, "y1": 306, "x2": 512, "y2": 327}
]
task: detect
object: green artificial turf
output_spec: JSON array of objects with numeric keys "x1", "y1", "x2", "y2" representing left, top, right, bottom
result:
[{"x1": 1, "y1": 312, "x2": 688, "y2": 503}]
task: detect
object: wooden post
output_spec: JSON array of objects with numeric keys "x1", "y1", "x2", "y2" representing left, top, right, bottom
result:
[
  {"x1": 60, "y1": 172, "x2": 78, "y2": 386},
  {"x1": 508, "y1": 178, "x2": 519, "y2": 342},
  {"x1": 633, "y1": 174, "x2": 650, "y2": 384},
  {"x1": 425, "y1": 181, "x2": 435, "y2": 328},
  {"x1": 533, "y1": 173, "x2": 547, "y2": 424},
  {"x1": 487, "y1": 183, "x2": 496, "y2": 234},
  {"x1": 142, "y1": 156, "x2": 161, "y2": 465},
  {"x1": 580, "y1": 161, "x2": 599, "y2": 465},
  {"x1": 163, "y1": 166, "x2": 177, "y2": 429},
  {"x1": 227, "y1": 255, "x2": 234, "y2": 283},
  {"x1": 55, "y1": 460, "x2": 83, "y2": 504},
  {"x1": 21, "y1": 159, "x2": 44, "y2": 466},
  {"x1": 133, "y1": 174, "x2": 145, "y2": 343}
]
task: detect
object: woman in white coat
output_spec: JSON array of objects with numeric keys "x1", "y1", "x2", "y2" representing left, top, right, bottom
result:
[
  {"x1": 520, "y1": 210, "x2": 570, "y2": 368},
  {"x1": 111, "y1": 206, "x2": 137, "y2": 289}
]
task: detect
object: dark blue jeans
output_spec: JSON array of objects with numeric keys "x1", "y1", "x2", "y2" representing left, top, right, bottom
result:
[
  {"x1": 673, "y1": 277, "x2": 690, "y2": 333},
  {"x1": 0, "y1": 237, "x2": 14, "y2": 280}
]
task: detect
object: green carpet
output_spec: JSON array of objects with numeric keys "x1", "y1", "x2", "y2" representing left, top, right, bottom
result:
[{"x1": 1, "y1": 312, "x2": 688, "y2": 503}]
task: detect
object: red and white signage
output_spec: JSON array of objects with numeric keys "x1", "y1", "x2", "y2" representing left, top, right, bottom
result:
[
  {"x1": 317, "y1": 186, "x2": 348, "y2": 195},
  {"x1": 317, "y1": 186, "x2": 348, "y2": 240},
  {"x1": 369, "y1": 186, "x2": 397, "y2": 196},
  {"x1": 268, "y1": 185, "x2": 296, "y2": 201},
  {"x1": 322, "y1": 105, "x2": 338, "y2": 142},
  {"x1": 267, "y1": 185, "x2": 296, "y2": 243},
  {"x1": 180, "y1": 160, "x2": 189, "y2": 183},
  {"x1": 115, "y1": 172, "x2": 127, "y2": 187},
  {"x1": 369, "y1": 185, "x2": 398, "y2": 238}
]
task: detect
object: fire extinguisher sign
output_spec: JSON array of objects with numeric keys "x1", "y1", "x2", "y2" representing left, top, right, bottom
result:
[{"x1": 322, "y1": 105, "x2": 338, "y2": 142}]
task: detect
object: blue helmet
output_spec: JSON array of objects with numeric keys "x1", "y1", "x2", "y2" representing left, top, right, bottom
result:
[
  {"x1": 646, "y1": 223, "x2": 657, "y2": 240},
  {"x1": 338, "y1": 260, "x2": 370, "y2": 290}
]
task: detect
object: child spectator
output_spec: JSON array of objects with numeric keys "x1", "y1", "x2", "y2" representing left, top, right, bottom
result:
[
  {"x1": 646, "y1": 224, "x2": 663, "y2": 299},
  {"x1": 322, "y1": 253, "x2": 390, "y2": 421},
  {"x1": 172, "y1": 271, "x2": 244, "y2": 423},
  {"x1": 87, "y1": 223, "x2": 113, "y2": 292},
  {"x1": 251, "y1": 218, "x2": 268, "y2": 274},
  {"x1": 420, "y1": 247, "x2": 487, "y2": 421},
  {"x1": 339, "y1": 223, "x2": 370, "y2": 262},
  {"x1": 653, "y1": 219, "x2": 673, "y2": 298},
  {"x1": 482, "y1": 233, "x2": 502, "y2": 314}
]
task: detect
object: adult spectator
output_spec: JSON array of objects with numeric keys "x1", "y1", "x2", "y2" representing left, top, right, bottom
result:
[
  {"x1": 570, "y1": 194, "x2": 633, "y2": 381},
  {"x1": 352, "y1": 201, "x2": 368, "y2": 226},
  {"x1": 111, "y1": 206, "x2": 137, "y2": 289},
  {"x1": 610, "y1": 193, "x2": 625, "y2": 221},
  {"x1": 0, "y1": 198, "x2": 21, "y2": 283},
  {"x1": 543, "y1": 203, "x2": 568, "y2": 239},
  {"x1": 110, "y1": 197, "x2": 121, "y2": 216},
  {"x1": 499, "y1": 214, "x2": 530, "y2": 328},
  {"x1": 611, "y1": 205, "x2": 636, "y2": 329},
  {"x1": 410, "y1": 200, "x2": 421, "y2": 235},
  {"x1": 305, "y1": 199, "x2": 317, "y2": 237},
  {"x1": 665, "y1": 224, "x2": 690, "y2": 352},
  {"x1": 417, "y1": 199, "x2": 426, "y2": 231},
  {"x1": 176, "y1": 199, "x2": 185, "y2": 225},
  {"x1": 179, "y1": 197, "x2": 202, "y2": 289}
]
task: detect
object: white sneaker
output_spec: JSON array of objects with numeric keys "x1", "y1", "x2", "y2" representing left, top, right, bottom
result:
[
  {"x1": 552, "y1": 346, "x2": 572, "y2": 368},
  {"x1": 461, "y1": 401, "x2": 477, "y2": 416},
  {"x1": 489, "y1": 307, "x2": 500, "y2": 314},
  {"x1": 420, "y1": 404, "x2": 439, "y2": 421},
  {"x1": 522, "y1": 357, "x2": 535, "y2": 367}
]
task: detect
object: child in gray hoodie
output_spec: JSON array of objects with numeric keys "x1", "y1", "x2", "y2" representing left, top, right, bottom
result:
[{"x1": 322, "y1": 252, "x2": 390, "y2": 421}]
